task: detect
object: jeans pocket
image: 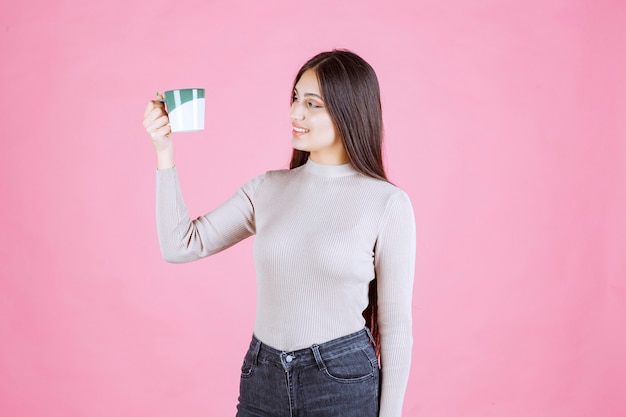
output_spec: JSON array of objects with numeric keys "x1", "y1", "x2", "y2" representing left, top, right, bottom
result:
[
  {"x1": 240, "y1": 350, "x2": 256, "y2": 378},
  {"x1": 320, "y1": 346, "x2": 376, "y2": 383}
]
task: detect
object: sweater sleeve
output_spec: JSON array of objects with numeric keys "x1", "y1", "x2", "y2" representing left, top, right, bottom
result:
[
  {"x1": 374, "y1": 191, "x2": 416, "y2": 417},
  {"x1": 155, "y1": 167, "x2": 263, "y2": 263}
]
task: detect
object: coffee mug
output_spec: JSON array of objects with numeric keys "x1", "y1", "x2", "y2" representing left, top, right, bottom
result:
[{"x1": 161, "y1": 88, "x2": 205, "y2": 132}]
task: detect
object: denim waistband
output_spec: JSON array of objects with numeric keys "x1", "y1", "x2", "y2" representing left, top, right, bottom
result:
[{"x1": 247, "y1": 328, "x2": 375, "y2": 371}]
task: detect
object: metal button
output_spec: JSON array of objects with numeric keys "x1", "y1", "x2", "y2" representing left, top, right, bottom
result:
[{"x1": 285, "y1": 355, "x2": 293, "y2": 363}]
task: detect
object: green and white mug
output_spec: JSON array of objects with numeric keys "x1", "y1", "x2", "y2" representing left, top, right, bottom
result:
[{"x1": 162, "y1": 88, "x2": 205, "y2": 132}]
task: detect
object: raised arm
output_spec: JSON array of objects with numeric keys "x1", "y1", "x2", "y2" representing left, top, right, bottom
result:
[{"x1": 143, "y1": 98, "x2": 261, "y2": 263}]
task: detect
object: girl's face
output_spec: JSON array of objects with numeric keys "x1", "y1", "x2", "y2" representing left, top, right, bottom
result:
[{"x1": 290, "y1": 69, "x2": 348, "y2": 165}]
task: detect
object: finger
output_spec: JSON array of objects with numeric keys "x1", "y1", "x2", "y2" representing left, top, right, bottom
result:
[
  {"x1": 144, "y1": 114, "x2": 170, "y2": 133},
  {"x1": 152, "y1": 114, "x2": 170, "y2": 130},
  {"x1": 151, "y1": 102, "x2": 167, "y2": 119},
  {"x1": 143, "y1": 109, "x2": 162, "y2": 129},
  {"x1": 143, "y1": 99, "x2": 166, "y2": 118},
  {"x1": 151, "y1": 124, "x2": 172, "y2": 140},
  {"x1": 144, "y1": 100, "x2": 156, "y2": 118},
  {"x1": 144, "y1": 106, "x2": 167, "y2": 128}
]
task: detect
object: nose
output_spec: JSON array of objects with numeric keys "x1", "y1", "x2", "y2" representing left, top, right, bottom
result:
[{"x1": 290, "y1": 101, "x2": 305, "y2": 121}]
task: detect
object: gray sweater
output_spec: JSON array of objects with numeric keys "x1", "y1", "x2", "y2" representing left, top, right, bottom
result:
[{"x1": 156, "y1": 159, "x2": 416, "y2": 417}]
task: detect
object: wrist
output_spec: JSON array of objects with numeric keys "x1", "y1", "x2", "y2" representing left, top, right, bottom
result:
[{"x1": 155, "y1": 146, "x2": 175, "y2": 170}]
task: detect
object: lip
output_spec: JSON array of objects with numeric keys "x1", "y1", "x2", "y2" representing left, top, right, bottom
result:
[{"x1": 292, "y1": 125, "x2": 310, "y2": 136}]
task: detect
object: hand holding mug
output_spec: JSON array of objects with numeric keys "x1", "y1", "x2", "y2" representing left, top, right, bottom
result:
[
  {"x1": 143, "y1": 94, "x2": 172, "y2": 152},
  {"x1": 143, "y1": 88, "x2": 205, "y2": 169}
]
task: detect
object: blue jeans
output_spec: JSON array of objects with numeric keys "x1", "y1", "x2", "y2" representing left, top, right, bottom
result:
[{"x1": 236, "y1": 328, "x2": 380, "y2": 417}]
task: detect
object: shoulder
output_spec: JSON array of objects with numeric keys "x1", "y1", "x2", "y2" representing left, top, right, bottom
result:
[
  {"x1": 357, "y1": 175, "x2": 412, "y2": 204},
  {"x1": 353, "y1": 177, "x2": 415, "y2": 231},
  {"x1": 239, "y1": 166, "x2": 303, "y2": 197},
  {"x1": 265, "y1": 165, "x2": 304, "y2": 179},
  {"x1": 260, "y1": 165, "x2": 307, "y2": 187}
]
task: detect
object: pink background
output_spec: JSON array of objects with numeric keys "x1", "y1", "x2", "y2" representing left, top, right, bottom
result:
[{"x1": 1, "y1": 0, "x2": 625, "y2": 416}]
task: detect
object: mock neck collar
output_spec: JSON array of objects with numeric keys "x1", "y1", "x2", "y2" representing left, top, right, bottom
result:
[{"x1": 304, "y1": 159, "x2": 358, "y2": 178}]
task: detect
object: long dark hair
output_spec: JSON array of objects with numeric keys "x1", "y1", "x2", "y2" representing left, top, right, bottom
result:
[{"x1": 289, "y1": 49, "x2": 386, "y2": 354}]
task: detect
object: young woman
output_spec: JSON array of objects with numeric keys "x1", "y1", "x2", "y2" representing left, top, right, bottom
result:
[{"x1": 143, "y1": 50, "x2": 416, "y2": 417}]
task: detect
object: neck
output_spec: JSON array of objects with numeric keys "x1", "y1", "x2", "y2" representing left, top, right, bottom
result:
[
  {"x1": 304, "y1": 158, "x2": 357, "y2": 177},
  {"x1": 309, "y1": 151, "x2": 349, "y2": 165}
]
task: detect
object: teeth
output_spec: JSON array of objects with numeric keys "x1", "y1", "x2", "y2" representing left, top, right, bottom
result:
[{"x1": 293, "y1": 126, "x2": 309, "y2": 133}]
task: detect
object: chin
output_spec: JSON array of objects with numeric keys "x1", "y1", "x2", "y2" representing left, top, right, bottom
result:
[{"x1": 291, "y1": 139, "x2": 310, "y2": 152}]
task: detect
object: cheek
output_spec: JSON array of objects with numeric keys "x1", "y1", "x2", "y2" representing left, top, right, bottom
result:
[
  {"x1": 317, "y1": 116, "x2": 338, "y2": 139},
  {"x1": 316, "y1": 126, "x2": 336, "y2": 145}
]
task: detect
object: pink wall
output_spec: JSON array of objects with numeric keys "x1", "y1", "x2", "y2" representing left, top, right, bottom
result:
[{"x1": 1, "y1": 0, "x2": 625, "y2": 416}]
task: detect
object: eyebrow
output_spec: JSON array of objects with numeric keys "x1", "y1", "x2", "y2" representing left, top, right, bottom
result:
[{"x1": 294, "y1": 88, "x2": 323, "y2": 100}]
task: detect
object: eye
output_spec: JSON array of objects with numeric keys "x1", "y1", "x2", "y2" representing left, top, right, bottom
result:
[{"x1": 308, "y1": 101, "x2": 322, "y2": 109}]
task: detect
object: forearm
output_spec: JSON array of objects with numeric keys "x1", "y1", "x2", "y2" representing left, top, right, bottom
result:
[
  {"x1": 378, "y1": 316, "x2": 413, "y2": 417},
  {"x1": 155, "y1": 142, "x2": 175, "y2": 170}
]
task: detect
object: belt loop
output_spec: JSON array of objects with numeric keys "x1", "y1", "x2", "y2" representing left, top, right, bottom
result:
[
  {"x1": 311, "y1": 344, "x2": 326, "y2": 371},
  {"x1": 251, "y1": 337, "x2": 261, "y2": 366}
]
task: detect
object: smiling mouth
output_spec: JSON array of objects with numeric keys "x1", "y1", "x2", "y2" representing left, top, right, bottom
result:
[{"x1": 293, "y1": 126, "x2": 309, "y2": 134}]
